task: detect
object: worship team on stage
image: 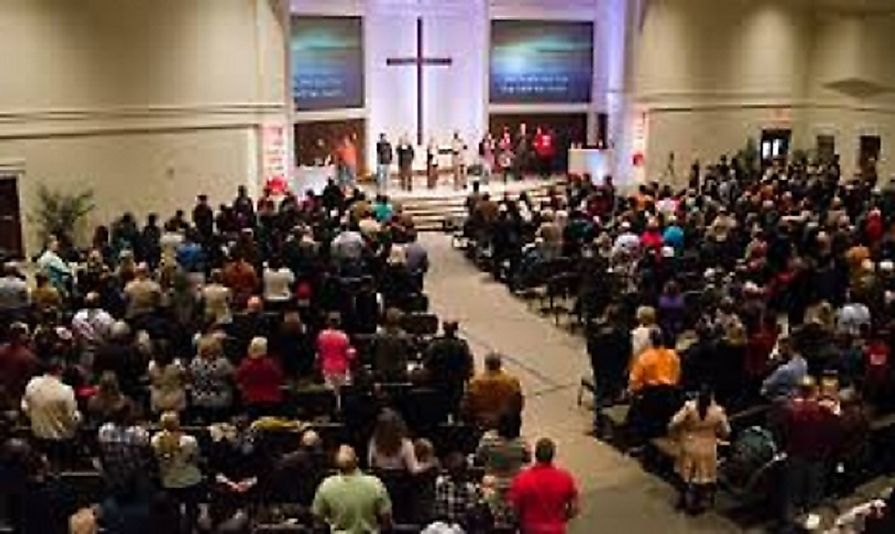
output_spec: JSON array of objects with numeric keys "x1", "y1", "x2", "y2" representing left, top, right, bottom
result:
[
  {"x1": 311, "y1": 122, "x2": 561, "y2": 194},
  {"x1": 368, "y1": 123, "x2": 561, "y2": 193}
]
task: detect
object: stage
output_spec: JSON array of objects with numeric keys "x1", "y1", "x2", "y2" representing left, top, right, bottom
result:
[
  {"x1": 360, "y1": 174, "x2": 565, "y2": 230},
  {"x1": 360, "y1": 173, "x2": 561, "y2": 198}
]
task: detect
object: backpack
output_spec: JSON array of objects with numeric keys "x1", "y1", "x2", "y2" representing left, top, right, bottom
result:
[{"x1": 725, "y1": 426, "x2": 777, "y2": 489}]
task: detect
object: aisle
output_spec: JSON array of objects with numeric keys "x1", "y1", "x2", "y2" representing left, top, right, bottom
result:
[{"x1": 420, "y1": 233, "x2": 744, "y2": 534}]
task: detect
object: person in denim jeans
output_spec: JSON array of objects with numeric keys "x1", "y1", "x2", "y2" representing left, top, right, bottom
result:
[{"x1": 376, "y1": 133, "x2": 393, "y2": 194}]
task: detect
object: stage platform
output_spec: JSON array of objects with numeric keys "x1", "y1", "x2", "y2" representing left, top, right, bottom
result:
[{"x1": 360, "y1": 175, "x2": 565, "y2": 231}]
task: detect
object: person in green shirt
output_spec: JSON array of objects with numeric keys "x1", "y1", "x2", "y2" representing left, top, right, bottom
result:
[{"x1": 312, "y1": 445, "x2": 393, "y2": 533}]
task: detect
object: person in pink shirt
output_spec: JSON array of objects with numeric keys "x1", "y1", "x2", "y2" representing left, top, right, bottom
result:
[{"x1": 316, "y1": 313, "x2": 355, "y2": 398}]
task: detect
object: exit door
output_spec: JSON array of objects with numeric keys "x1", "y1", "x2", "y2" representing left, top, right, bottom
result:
[
  {"x1": 0, "y1": 176, "x2": 23, "y2": 259},
  {"x1": 760, "y1": 129, "x2": 792, "y2": 164}
]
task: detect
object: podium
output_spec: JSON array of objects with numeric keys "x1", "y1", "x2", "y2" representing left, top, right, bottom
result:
[
  {"x1": 293, "y1": 165, "x2": 333, "y2": 194},
  {"x1": 568, "y1": 148, "x2": 611, "y2": 183}
]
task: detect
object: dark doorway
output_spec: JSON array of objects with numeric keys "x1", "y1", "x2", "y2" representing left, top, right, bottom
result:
[
  {"x1": 760, "y1": 129, "x2": 791, "y2": 164},
  {"x1": 0, "y1": 176, "x2": 23, "y2": 259},
  {"x1": 859, "y1": 135, "x2": 881, "y2": 182}
]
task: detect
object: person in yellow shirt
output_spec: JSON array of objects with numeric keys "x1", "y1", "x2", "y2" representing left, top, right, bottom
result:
[
  {"x1": 629, "y1": 328, "x2": 681, "y2": 393},
  {"x1": 463, "y1": 352, "x2": 524, "y2": 428},
  {"x1": 627, "y1": 328, "x2": 683, "y2": 442}
]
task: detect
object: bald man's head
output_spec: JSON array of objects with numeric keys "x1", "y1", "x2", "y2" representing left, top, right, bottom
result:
[
  {"x1": 335, "y1": 445, "x2": 358, "y2": 474},
  {"x1": 301, "y1": 429, "x2": 321, "y2": 449}
]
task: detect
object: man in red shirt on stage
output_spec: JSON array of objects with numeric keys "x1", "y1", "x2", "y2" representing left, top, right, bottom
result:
[
  {"x1": 533, "y1": 127, "x2": 556, "y2": 179},
  {"x1": 509, "y1": 438, "x2": 580, "y2": 534}
]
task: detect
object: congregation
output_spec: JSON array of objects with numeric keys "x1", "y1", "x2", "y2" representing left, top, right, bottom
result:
[
  {"x1": 461, "y1": 153, "x2": 895, "y2": 532},
  {"x1": 0, "y1": 180, "x2": 578, "y2": 533},
  {"x1": 5, "y1": 147, "x2": 895, "y2": 533}
]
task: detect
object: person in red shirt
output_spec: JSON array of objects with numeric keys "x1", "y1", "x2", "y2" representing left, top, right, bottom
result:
[
  {"x1": 0, "y1": 322, "x2": 38, "y2": 408},
  {"x1": 865, "y1": 207, "x2": 884, "y2": 249},
  {"x1": 223, "y1": 251, "x2": 259, "y2": 309},
  {"x1": 780, "y1": 377, "x2": 838, "y2": 530},
  {"x1": 533, "y1": 127, "x2": 556, "y2": 179},
  {"x1": 236, "y1": 336, "x2": 284, "y2": 418},
  {"x1": 640, "y1": 218, "x2": 664, "y2": 256},
  {"x1": 508, "y1": 438, "x2": 579, "y2": 534}
]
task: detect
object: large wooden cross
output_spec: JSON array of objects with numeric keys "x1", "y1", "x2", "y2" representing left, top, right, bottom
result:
[{"x1": 386, "y1": 17, "x2": 453, "y2": 145}]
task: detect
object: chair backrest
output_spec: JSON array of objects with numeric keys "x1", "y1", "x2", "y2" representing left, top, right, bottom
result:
[
  {"x1": 401, "y1": 313, "x2": 439, "y2": 337},
  {"x1": 289, "y1": 386, "x2": 338, "y2": 419},
  {"x1": 58, "y1": 470, "x2": 105, "y2": 505},
  {"x1": 396, "y1": 387, "x2": 449, "y2": 434},
  {"x1": 405, "y1": 293, "x2": 430, "y2": 313}
]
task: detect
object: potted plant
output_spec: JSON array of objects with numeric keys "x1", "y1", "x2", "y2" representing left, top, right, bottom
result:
[
  {"x1": 734, "y1": 137, "x2": 760, "y2": 181},
  {"x1": 30, "y1": 184, "x2": 95, "y2": 248}
]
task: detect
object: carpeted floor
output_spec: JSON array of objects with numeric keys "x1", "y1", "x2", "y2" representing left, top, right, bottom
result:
[{"x1": 421, "y1": 233, "x2": 749, "y2": 533}]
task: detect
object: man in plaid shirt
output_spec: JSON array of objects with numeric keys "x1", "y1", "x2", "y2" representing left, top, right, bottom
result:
[
  {"x1": 433, "y1": 452, "x2": 483, "y2": 524},
  {"x1": 97, "y1": 402, "x2": 150, "y2": 490}
]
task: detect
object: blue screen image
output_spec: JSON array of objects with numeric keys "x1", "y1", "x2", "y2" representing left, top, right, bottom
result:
[
  {"x1": 291, "y1": 16, "x2": 364, "y2": 111},
  {"x1": 490, "y1": 20, "x2": 594, "y2": 104}
]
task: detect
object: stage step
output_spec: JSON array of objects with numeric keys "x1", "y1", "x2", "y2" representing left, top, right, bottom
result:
[{"x1": 382, "y1": 177, "x2": 565, "y2": 232}]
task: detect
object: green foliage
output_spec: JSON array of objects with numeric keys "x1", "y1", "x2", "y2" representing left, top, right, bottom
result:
[
  {"x1": 30, "y1": 184, "x2": 95, "y2": 246},
  {"x1": 735, "y1": 137, "x2": 760, "y2": 180}
]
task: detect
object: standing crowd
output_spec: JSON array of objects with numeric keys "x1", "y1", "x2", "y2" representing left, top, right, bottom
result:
[
  {"x1": 0, "y1": 181, "x2": 579, "y2": 533},
  {"x1": 463, "y1": 153, "x2": 895, "y2": 530}
]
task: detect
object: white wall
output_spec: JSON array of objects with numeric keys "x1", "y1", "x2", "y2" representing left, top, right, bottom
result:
[
  {"x1": 0, "y1": 0, "x2": 288, "y2": 254},
  {"x1": 291, "y1": 0, "x2": 625, "y2": 173},
  {"x1": 629, "y1": 0, "x2": 895, "y2": 186},
  {"x1": 366, "y1": 0, "x2": 487, "y2": 164},
  {"x1": 804, "y1": 10, "x2": 895, "y2": 176}
]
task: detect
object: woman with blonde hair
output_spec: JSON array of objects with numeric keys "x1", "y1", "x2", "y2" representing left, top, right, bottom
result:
[
  {"x1": 151, "y1": 411, "x2": 203, "y2": 531},
  {"x1": 201, "y1": 269, "x2": 232, "y2": 326},
  {"x1": 235, "y1": 336, "x2": 284, "y2": 418},
  {"x1": 148, "y1": 341, "x2": 187, "y2": 414}
]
